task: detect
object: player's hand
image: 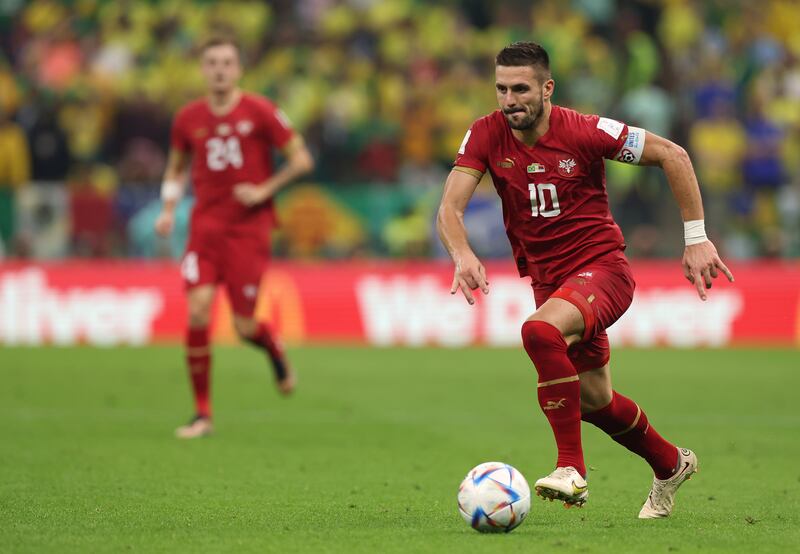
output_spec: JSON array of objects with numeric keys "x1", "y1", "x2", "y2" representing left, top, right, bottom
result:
[
  {"x1": 154, "y1": 210, "x2": 175, "y2": 237},
  {"x1": 682, "y1": 240, "x2": 734, "y2": 301},
  {"x1": 233, "y1": 183, "x2": 270, "y2": 207},
  {"x1": 450, "y1": 253, "x2": 490, "y2": 305}
]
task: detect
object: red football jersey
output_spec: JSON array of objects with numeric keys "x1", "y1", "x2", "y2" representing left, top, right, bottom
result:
[
  {"x1": 171, "y1": 93, "x2": 294, "y2": 232},
  {"x1": 455, "y1": 105, "x2": 638, "y2": 286}
]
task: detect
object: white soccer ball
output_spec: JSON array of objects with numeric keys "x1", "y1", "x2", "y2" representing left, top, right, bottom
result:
[{"x1": 457, "y1": 461, "x2": 531, "y2": 533}]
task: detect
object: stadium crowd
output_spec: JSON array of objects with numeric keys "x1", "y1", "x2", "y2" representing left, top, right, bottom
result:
[{"x1": 0, "y1": 0, "x2": 798, "y2": 260}]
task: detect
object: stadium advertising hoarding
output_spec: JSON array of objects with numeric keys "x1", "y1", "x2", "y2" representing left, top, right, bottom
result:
[{"x1": 0, "y1": 261, "x2": 797, "y2": 347}]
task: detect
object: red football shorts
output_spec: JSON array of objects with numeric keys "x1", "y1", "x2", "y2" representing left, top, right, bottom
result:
[
  {"x1": 532, "y1": 251, "x2": 635, "y2": 373},
  {"x1": 181, "y1": 228, "x2": 270, "y2": 317}
]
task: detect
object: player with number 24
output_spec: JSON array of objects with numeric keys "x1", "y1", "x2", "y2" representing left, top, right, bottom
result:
[{"x1": 154, "y1": 36, "x2": 314, "y2": 439}]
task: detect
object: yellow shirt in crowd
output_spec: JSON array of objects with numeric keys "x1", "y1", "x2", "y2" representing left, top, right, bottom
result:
[{"x1": 0, "y1": 123, "x2": 30, "y2": 187}]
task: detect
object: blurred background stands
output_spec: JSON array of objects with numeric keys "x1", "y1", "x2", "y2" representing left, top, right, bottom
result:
[{"x1": 0, "y1": 0, "x2": 798, "y2": 261}]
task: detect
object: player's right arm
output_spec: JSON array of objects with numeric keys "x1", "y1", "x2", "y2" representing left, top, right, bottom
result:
[
  {"x1": 436, "y1": 167, "x2": 489, "y2": 305},
  {"x1": 155, "y1": 148, "x2": 190, "y2": 237}
]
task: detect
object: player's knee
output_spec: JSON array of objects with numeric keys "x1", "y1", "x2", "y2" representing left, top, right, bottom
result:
[
  {"x1": 581, "y1": 387, "x2": 612, "y2": 413},
  {"x1": 521, "y1": 321, "x2": 569, "y2": 374},
  {"x1": 521, "y1": 319, "x2": 566, "y2": 351},
  {"x1": 233, "y1": 318, "x2": 257, "y2": 340},
  {"x1": 188, "y1": 310, "x2": 210, "y2": 328},
  {"x1": 187, "y1": 302, "x2": 212, "y2": 328},
  {"x1": 580, "y1": 373, "x2": 612, "y2": 412}
]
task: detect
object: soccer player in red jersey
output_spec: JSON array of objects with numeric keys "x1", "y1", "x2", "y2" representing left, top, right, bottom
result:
[
  {"x1": 154, "y1": 37, "x2": 314, "y2": 439},
  {"x1": 437, "y1": 42, "x2": 734, "y2": 518}
]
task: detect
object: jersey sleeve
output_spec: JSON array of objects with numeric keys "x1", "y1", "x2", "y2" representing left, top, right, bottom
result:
[
  {"x1": 257, "y1": 100, "x2": 294, "y2": 150},
  {"x1": 453, "y1": 117, "x2": 491, "y2": 175},
  {"x1": 578, "y1": 114, "x2": 646, "y2": 165},
  {"x1": 170, "y1": 108, "x2": 191, "y2": 152}
]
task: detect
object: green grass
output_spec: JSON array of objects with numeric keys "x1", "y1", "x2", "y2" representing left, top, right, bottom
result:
[{"x1": 1, "y1": 346, "x2": 798, "y2": 553}]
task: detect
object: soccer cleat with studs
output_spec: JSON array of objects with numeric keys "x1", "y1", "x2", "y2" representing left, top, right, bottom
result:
[
  {"x1": 534, "y1": 466, "x2": 588, "y2": 508},
  {"x1": 275, "y1": 366, "x2": 296, "y2": 396},
  {"x1": 174, "y1": 415, "x2": 213, "y2": 439},
  {"x1": 638, "y1": 447, "x2": 698, "y2": 519}
]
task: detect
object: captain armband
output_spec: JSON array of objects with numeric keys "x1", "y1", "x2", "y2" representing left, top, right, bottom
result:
[{"x1": 613, "y1": 126, "x2": 646, "y2": 165}]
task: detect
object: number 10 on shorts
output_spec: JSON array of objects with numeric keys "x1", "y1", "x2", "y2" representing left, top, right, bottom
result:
[{"x1": 528, "y1": 183, "x2": 561, "y2": 217}]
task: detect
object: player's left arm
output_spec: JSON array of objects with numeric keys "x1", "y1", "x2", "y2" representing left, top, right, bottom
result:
[
  {"x1": 233, "y1": 135, "x2": 314, "y2": 207},
  {"x1": 637, "y1": 130, "x2": 735, "y2": 300}
]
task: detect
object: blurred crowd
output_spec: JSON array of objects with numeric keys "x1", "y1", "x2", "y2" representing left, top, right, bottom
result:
[{"x1": 0, "y1": 0, "x2": 798, "y2": 260}]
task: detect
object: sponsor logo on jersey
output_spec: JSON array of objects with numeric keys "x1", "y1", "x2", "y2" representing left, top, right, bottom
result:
[
  {"x1": 193, "y1": 127, "x2": 209, "y2": 138},
  {"x1": 557, "y1": 158, "x2": 577, "y2": 176},
  {"x1": 236, "y1": 120, "x2": 254, "y2": 135},
  {"x1": 497, "y1": 157, "x2": 515, "y2": 168},
  {"x1": 216, "y1": 123, "x2": 232, "y2": 136},
  {"x1": 527, "y1": 162, "x2": 545, "y2": 173}
]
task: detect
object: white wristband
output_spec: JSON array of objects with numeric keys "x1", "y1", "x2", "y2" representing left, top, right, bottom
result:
[
  {"x1": 160, "y1": 180, "x2": 183, "y2": 202},
  {"x1": 684, "y1": 219, "x2": 708, "y2": 246}
]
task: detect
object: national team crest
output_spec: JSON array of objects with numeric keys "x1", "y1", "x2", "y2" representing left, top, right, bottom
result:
[
  {"x1": 236, "y1": 120, "x2": 254, "y2": 135},
  {"x1": 557, "y1": 158, "x2": 577, "y2": 177}
]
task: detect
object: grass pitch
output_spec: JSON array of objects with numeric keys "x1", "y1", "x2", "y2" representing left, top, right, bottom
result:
[{"x1": 1, "y1": 345, "x2": 798, "y2": 553}]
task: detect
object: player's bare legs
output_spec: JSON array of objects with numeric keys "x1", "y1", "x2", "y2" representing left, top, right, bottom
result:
[
  {"x1": 233, "y1": 315, "x2": 295, "y2": 395},
  {"x1": 176, "y1": 285, "x2": 215, "y2": 438},
  {"x1": 577, "y1": 364, "x2": 612, "y2": 411},
  {"x1": 579, "y1": 364, "x2": 695, "y2": 518},
  {"x1": 521, "y1": 298, "x2": 589, "y2": 506},
  {"x1": 187, "y1": 284, "x2": 215, "y2": 328}
]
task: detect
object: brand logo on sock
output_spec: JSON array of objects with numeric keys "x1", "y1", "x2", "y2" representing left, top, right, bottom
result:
[{"x1": 543, "y1": 398, "x2": 567, "y2": 410}]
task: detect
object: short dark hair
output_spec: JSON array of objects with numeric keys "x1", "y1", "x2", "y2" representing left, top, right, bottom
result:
[
  {"x1": 200, "y1": 35, "x2": 241, "y2": 56},
  {"x1": 495, "y1": 41, "x2": 551, "y2": 79}
]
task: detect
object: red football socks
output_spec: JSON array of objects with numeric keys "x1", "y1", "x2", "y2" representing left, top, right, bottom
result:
[
  {"x1": 186, "y1": 326, "x2": 211, "y2": 418},
  {"x1": 582, "y1": 391, "x2": 678, "y2": 479},
  {"x1": 521, "y1": 320, "x2": 585, "y2": 476},
  {"x1": 245, "y1": 322, "x2": 288, "y2": 381}
]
